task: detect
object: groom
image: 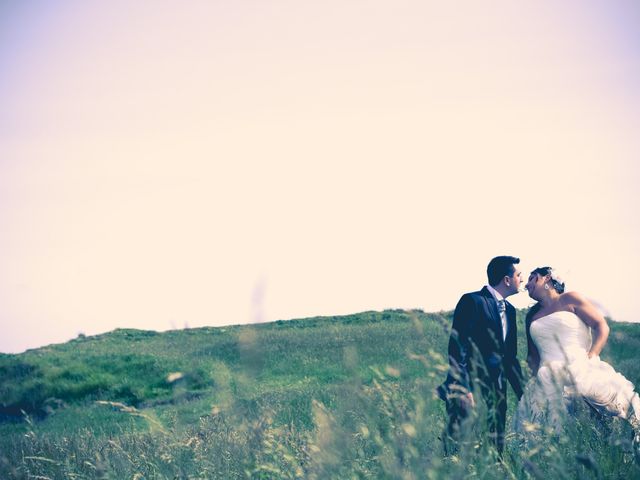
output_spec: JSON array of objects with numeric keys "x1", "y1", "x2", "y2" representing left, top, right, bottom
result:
[{"x1": 438, "y1": 255, "x2": 524, "y2": 455}]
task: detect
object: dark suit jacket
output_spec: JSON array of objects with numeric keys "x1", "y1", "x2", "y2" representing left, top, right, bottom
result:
[{"x1": 439, "y1": 286, "x2": 523, "y2": 400}]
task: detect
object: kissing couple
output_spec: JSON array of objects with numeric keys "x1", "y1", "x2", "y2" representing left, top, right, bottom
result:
[{"x1": 437, "y1": 255, "x2": 640, "y2": 457}]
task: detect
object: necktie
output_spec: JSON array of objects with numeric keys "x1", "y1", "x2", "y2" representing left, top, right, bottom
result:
[
  {"x1": 497, "y1": 300, "x2": 507, "y2": 340},
  {"x1": 496, "y1": 299, "x2": 507, "y2": 389}
]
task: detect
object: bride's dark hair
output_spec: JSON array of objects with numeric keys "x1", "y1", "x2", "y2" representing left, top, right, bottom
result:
[{"x1": 531, "y1": 266, "x2": 565, "y2": 294}]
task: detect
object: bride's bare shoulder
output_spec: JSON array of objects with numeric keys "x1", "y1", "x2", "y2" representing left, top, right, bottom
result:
[{"x1": 558, "y1": 291, "x2": 588, "y2": 311}]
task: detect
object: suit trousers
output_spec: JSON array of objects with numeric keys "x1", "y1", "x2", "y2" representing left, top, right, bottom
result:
[{"x1": 443, "y1": 382, "x2": 507, "y2": 455}]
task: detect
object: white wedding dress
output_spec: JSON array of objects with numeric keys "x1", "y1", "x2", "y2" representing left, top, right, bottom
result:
[{"x1": 515, "y1": 310, "x2": 640, "y2": 434}]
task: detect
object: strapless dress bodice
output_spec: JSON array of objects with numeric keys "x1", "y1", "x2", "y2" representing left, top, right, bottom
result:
[{"x1": 530, "y1": 310, "x2": 592, "y2": 364}]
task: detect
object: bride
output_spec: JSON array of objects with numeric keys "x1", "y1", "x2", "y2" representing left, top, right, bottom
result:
[{"x1": 514, "y1": 266, "x2": 640, "y2": 447}]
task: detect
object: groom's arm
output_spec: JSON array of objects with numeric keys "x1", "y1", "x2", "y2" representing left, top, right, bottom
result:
[
  {"x1": 506, "y1": 356, "x2": 524, "y2": 400},
  {"x1": 448, "y1": 293, "x2": 476, "y2": 392},
  {"x1": 506, "y1": 306, "x2": 524, "y2": 399},
  {"x1": 526, "y1": 316, "x2": 540, "y2": 375}
]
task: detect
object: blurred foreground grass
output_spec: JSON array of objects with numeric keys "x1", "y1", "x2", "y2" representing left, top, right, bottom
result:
[{"x1": 1, "y1": 310, "x2": 639, "y2": 478}]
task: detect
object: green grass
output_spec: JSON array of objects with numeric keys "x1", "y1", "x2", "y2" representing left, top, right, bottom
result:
[
  {"x1": 1, "y1": 309, "x2": 639, "y2": 478},
  {"x1": 0, "y1": 310, "x2": 446, "y2": 421}
]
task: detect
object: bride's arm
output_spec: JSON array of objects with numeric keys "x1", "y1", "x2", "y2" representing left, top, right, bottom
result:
[{"x1": 564, "y1": 291, "x2": 610, "y2": 357}]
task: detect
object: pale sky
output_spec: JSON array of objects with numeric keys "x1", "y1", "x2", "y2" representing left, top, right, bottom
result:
[{"x1": 1, "y1": 1, "x2": 639, "y2": 353}]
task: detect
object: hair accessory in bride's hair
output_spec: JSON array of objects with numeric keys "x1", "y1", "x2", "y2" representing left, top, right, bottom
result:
[
  {"x1": 548, "y1": 268, "x2": 564, "y2": 286},
  {"x1": 547, "y1": 268, "x2": 566, "y2": 294}
]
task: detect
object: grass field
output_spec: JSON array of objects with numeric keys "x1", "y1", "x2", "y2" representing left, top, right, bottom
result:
[{"x1": 1, "y1": 309, "x2": 639, "y2": 478}]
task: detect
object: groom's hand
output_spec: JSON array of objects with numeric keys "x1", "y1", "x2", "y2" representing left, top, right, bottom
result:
[{"x1": 460, "y1": 392, "x2": 475, "y2": 409}]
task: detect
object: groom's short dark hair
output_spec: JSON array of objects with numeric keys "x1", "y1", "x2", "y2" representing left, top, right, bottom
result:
[{"x1": 487, "y1": 256, "x2": 520, "y2": 286}]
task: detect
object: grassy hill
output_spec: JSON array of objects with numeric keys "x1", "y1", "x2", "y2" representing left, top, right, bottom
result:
[
  {"x1": 0, "y1": 310, "x2": 448, "y2": 424},
  {"x1": 1, "y1": 309, "x2": 640, "y2": 479}
]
